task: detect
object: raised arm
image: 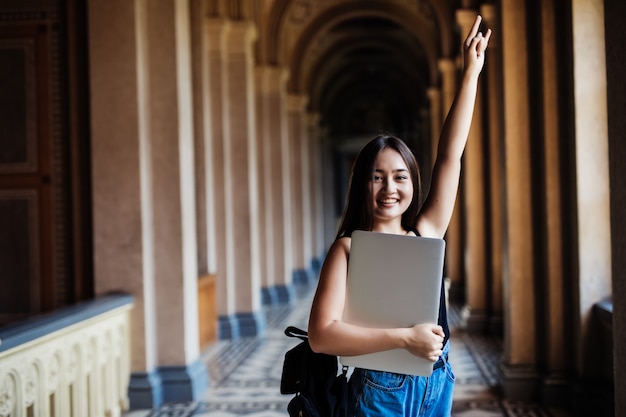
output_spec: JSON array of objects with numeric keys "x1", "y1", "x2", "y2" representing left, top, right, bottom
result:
[{"x1": 416, "y1": 15, "x2": 491, "y2": 238}]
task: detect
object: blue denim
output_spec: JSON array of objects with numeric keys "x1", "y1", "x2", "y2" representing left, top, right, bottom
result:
[{"x1": 350, "y1": 342, "x2": 454, "y2": 417}]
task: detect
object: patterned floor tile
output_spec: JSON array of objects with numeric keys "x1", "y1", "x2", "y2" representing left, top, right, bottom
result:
[{"x1": 124, "y1": 284, "x2": 570, "y2": 417}]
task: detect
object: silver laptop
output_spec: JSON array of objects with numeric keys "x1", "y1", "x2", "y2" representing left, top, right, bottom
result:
[{"x1": 340, "y1": 230, "x2": 445, "y2": 376}]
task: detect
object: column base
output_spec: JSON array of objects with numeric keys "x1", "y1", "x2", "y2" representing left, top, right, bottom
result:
[
  {"x1": 128, "y1": 370, "x2": 163, "y2": 409},
  {"x1": 261, "y1": 286, "x2": 278, "y2": 305},
  {"x1": 218, "y1": 309, "x2": 267, "y2": 339},
  {"x1": 463, "y1": 306, "x2": 490, "y2": 333},
  {"x1": 310, "y1": 257, "x2": 322, "y2": 277},
  {"x1": 218, "y1": 314, "x2": 240, "y2": 339},
  {"x1": 499, "y1": 363, "x2": 540, "y2": 401},
  {"x1": 128, "y1": 360, "x2": 209, "y2": 409},
  {"x1": 459, "y1": 305, "x2": 503, "y2": 336},
  {"x1": 158, "y1": 359, "x2": 209, "y2": 403},
  {"x1": 292, "y1": 267, "x2": 316, "y2": 285},
  {"x1": 261, "y1": 285, "x2": 296, "y2": 305},
  {"x1": 539, "y1": 372, "x2": 572, "y2": 408}
]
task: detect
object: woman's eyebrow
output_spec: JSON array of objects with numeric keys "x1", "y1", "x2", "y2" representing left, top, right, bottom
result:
[{"x1": 373, "y1": 168, "x2": 409, "y2": 173}]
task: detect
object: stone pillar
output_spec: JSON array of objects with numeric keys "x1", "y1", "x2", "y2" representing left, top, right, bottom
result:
[
  {"x1": 426, "y1": 87, "x2": 442, "y2": 164},
  {"x1": 320, "y1": 129, "x2": 337, "y2": 249},
  {"x1": 149, "y1": 0, "x2": 207, "y2": 400},
  {"x1": 500, "y1": 0, "x2": 538, "y2": 400},
  {"x1": 438, "y1": 58, "x2": 463, "y2": 300},
  {"x1": 90, "y1": 0, "x2": 208, "y2": 408},
  {"x1": 255, "y1": 66, "x2": 271, "y2": 305},
  {"x1": 307, "y1": 112, "x2": 324, "y2": 273},
  {"x1": 219, "y1": 20, "x2": 265, "y2": 337},
  {"x1": 287, "y1": 94, "x2": 313, "y2": 285},
  {"x1": 535, "y1": 0, "x2": 568, "y2": 403},
  {"x1": 89, "y1": 0, "x2": 159, "y2": 407},
  {"x1": 256, "y1": 65, "x2": 295, "y2": 304},
  {"x1": 204, "y1": 18, "x2": 231, "y2": 332},
  {"x1": 190, "y1": 0, "x2": 214, "y2": 277},
  {"x1": 481, "y1": 4, "x2": 504, "y2": 336},
  {"x1": 605, "y1": 0, "x2": 626, "y2": 414},
  {"x1": 300, "y1": 110, "x2": 314, "y2": 278},
  {"x1": 456, "y1": 9, "x2": 488, "y2": 333},
  {"x1": 571, "y1": 0, "x2": 612, "y2": 400}
]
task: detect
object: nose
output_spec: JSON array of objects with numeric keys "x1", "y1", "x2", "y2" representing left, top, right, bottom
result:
[{"x1": 383, "y1": 178, "x2": 396, "y2": 193}]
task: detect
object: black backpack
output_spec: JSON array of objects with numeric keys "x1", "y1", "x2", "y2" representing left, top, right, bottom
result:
[{"x1": 280, "y1": 326, "x2": 351, "y2": 417}]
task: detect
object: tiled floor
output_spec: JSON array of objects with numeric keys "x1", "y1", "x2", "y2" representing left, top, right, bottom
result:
[{"x1": 124, "y1": 285, "x2": 570, "y2": 417}]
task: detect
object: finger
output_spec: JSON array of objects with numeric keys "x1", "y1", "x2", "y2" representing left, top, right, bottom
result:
[
  {"x1": 484, "y1": 28, "x2": 492, "y2": 44},
  {"x1": 432, "y1": 325, "x2": 445, "y2": 337},
  {"x1": 478, "y1": 29, "x2": 492, "y2": 55},
  {"x1": 465, "y1": 15, "x2": 483, "y2": 47}
]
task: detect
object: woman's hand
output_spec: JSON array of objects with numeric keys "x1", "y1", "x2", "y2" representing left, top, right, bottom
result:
[
  {"x1": 464, "y1": 15, "x2": 492, "y2": 76},
  {"x1": 402, "y1": 323, "x2": 445, "y2": 362}
]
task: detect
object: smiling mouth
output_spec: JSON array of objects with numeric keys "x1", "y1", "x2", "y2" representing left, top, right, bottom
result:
[{"x1": 379, "y1": 198, "x2": 399, "y2": 205}]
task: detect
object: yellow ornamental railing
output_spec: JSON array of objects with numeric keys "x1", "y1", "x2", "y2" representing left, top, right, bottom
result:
[{"x1": 0, "y1": 295, "x2": 133, "y2": 417}]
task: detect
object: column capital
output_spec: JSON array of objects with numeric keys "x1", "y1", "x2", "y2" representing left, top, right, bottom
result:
[
  {"x1": 480, "y1": 4, "x2": 497, "y2": 23},
  {"x1": 286, "y1": 94, "x2": 308, "y2": 113},
  {"x1": 221, "y1": 20, "x2": 257, "y2": 54},
  {"x1": 438, "y1": 57, "x2": 456, "y2": 73},
  {"x1": 306, "y1": 112, "x2": 320, "y2": 127},
  {"x1": 456, "y1": 8, "x2": 478, "y2": 34},
  {"x1": 480, "y1": 4, "x2": 499, "y2": 47},
  {"x1": 255, "y1": 65, "x2": 290, "y2": 94},
  {"x1": 426, "y1": 86, "x2": 441, "y2": 101},
  {"x1": 205, "y1": 18, "x2": 228, "y2": 52}
]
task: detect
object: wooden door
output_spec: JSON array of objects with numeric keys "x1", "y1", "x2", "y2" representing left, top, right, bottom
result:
[{"x1": 0, "y1": 1, "x2": 91, "y2": 325}]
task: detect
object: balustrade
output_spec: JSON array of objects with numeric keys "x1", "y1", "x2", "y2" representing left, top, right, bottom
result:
[{"x1": 0, "y1": 295, "x2": 133, "y2": 417}]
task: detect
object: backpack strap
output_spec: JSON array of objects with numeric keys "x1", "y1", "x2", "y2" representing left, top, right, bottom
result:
[{"x1": 284, "y1": 326, "x2": 308, "y2": 342}]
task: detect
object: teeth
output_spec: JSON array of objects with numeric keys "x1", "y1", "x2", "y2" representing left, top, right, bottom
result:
[{"x1": 381, "y1": 199, "x2": 398, "y2": 204}]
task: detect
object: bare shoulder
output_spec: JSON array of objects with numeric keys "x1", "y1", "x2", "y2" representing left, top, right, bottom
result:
[
  {"x1": 327, "y1": 236, "x2": 351, "y2": 257},
  {"x1": 319, "y1": 237, "x2": 351, "y2": 276}
]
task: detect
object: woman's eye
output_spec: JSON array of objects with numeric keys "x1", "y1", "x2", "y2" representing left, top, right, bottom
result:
[
  {"x1": 372, "y1": 175, "x2": 382, "y2": 182},
  {"x1": 396, "y1": 175, "x2": 408, "y2": 181}
]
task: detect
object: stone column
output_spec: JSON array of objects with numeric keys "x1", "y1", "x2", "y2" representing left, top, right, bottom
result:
[
  {"x1": 536, "y1": 0, "x2": 568, "y2": 401},
  {"x1": 481, "y1": 4, "x2": 504, "y2": 336},
  {"x1": 90, "y1": 0, "x2": 208, "y2": 407},
  {"x1": 255, "y1": 66, "x2": 271, "y2": 304},
  {"x1": 143, "y1": 0, "x2": 206, "y2": 403},
  {"x1": 204, "y1": 18, "x2": 231, "y2": 332},
  {"x1": 300, "y1": 109, "x2": 314, "y2": 278},
  {"x1": 89, "y1": 0, "x2": 159, "y2": 407},
  {"x1": 287, "y1": 94, "x2": 313, "y2": 284},
  {"x1": 190, "y1": 0, "x2": 214, "y2": 276},
  {"x1": 500, "y1": 0, "x2": 538, "y2": 399},
  {"x1": 307, "y1": 112, "x2": 324, "y2": 273},
  {"x1": 605, "y1": 0, "x2": 626, "y2": 414},
  {"x1": 255, "y1": 65, "x2": 295, "y2": 304},
  {"x1": 426, "y1": 87, "x2": 442, "y2": 163},
  {"x1": 572, "y1": 0, "x2": 611, "y2": 383},
  {"x1": 456, "y1": 8, "x2": 488, "y2": 333},
  {"x1": 219, "y1": 20, "x2": 265, "y2": 337},
  {"x1": 438, "y1": 58, "x2": 463, "y2": 299}
]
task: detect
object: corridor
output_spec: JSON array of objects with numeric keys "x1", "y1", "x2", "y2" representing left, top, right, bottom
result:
[{"x1": 124, "y1": 284, "x2": 570, "y2": 417}]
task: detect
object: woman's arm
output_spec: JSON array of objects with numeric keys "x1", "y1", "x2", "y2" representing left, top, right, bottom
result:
[
  {"x1": 417, "y1": 15, "x2": 491, "y2": 238},
  {"x1": 308, "y1": 238, "x2": 445, "y2": 361}
]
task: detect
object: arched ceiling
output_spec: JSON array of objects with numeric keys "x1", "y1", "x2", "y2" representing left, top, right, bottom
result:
[{"x1": 265, "y1": 0, "x2": 460, "y2": 138}]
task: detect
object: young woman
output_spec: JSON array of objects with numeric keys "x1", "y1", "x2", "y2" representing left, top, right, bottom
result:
[{"x1": 307, "y1": 15, "x2": 491, "y2": 417}]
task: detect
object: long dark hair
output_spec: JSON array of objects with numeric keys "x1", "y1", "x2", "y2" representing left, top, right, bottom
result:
[{"x1": 335, "y1": 133, "x2": 422, "y2": 239}]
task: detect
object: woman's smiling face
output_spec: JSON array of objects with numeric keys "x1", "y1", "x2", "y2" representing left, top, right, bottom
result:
[{"x1": 370, "y1": 148, "x2": 414, "y2": 225}]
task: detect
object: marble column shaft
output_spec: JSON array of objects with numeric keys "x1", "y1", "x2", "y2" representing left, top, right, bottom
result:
[{"x1": 219, "y1": 20, "x2": 264, "y2": 335}]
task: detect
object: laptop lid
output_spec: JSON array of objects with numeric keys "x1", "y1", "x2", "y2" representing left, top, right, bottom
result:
[{"x1": 339, "y1": 230, "x2": 445, "y2": 376}]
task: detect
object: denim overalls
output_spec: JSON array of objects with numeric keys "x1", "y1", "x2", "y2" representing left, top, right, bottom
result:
[
  {"x1": 348, "y1": 231, "x2": 454, "y2": 416},
  {"x1": 350, "y1": 341, "x2": 454, "y2": 417}
]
